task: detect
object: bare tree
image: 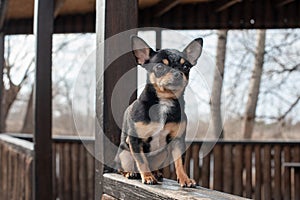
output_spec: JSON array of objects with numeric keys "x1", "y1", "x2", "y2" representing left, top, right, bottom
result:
[
  {"x1": 21, "y1": 86, "x2": 34, "y2": 133},
  {"x1": 210, "y1": 30, "x2": 228, "y2": 138},
  {"x1": 242, "y1": 30, "x2": 266, "y2": 139}
]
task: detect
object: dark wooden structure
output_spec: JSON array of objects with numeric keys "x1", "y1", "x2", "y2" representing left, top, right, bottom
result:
[
  {"x1": 1, "y1": 0, "x2": 300, "y2": 35},
  {"x1": 1, "y1": 0, "x2": 300, "y2": 199},
  {"x1": 2, "y1": 134, "x2": 300, "y2": 199}
]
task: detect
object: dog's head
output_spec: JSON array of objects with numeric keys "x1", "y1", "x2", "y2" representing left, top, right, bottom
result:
[{"x1": 131, "y1": 36, "x2": 203, "y2": 99}]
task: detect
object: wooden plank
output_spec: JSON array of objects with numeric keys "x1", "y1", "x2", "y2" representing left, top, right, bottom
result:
[
  {"x1": 254, "y1": 145, "x2": 262, "y2": 200},
  {"x1": 20, "y1": 153, "x2": 26, "y2": 200},
  {"x1": 63, "y1": 143, "x2": 72, "y2": 199},
  {"x1": 215, "y1": 0, "x2": 242, "y2": 12},
  {"x1": 283, "y1": 146, "x2": 291, "y2": 200},
  {"x1": 0, "y1": 145, "x2": 2, "y2": 197},
  {"x1": 52, "y1": 144, "x2": 57, "y2": 200},
  {"x1": 293, "y1": 146, "x2": 300, "y2": 200},
  {"x1": 25, "y1": 156, "x2": 33, "y2": 200},
  {"x1": 0, "y1": 33, "x2": 4, "y2": 132},
  {"x1": 171, "y1": 163, "x2": 177, "y2": 180},
  {"x1": 153, "y1": 0, "x2": 180, "y2": 17},
  {"x1": 79, "y1": 145, "x2": 88, "y2": 200},
  {"x1": 71, "y1": 143, "x2": 79, "y2": 200},
  {"x1": 12, "y1": 151, "x2": 19, "y2": 200},
  {"x1": 185, "y1": 144, "x2": 192, "y2": 176},
  {"x1": 7, "y1": 147, "x2": 12, "y2": 200},
  {"x1": 58, "y1": 144, "x2": 64, "y2": 200},
  {"x1": 33, "y1": 0, "x2": 53, "y2": 199},
  {"x1": 87, "y1": 147, "x2": 95, "y2": 200},
  {"x1": 202, "y1": 152, "x2": 210, "y2": 188},
  {"x1": 192, "y1": 144, "x2": 201, "y2": 183},
  {"x1": 213, "y1": 144, "x2": 223, "y2": 191},
  {"x1": 233, "y1": 145, "x2": 243, "y2": 196},
  {"x1": 223, "y1": 144, "x2": 232, "y2": 193},
  {"x1": 274, "y1": 145, "x2": 282, "y2": 200},
  {"x1": 244, "y1": 145, "x2": 252, "y2": 198},
  {"x1": 103, "y1": 173, "x2": 248, "y2": 200},
  {"x1": 163, "y1": 166, "x2": 171, "y2": 179},
  {"x1": 263, "y1": 145, "x2": 272, "y2": 200}
]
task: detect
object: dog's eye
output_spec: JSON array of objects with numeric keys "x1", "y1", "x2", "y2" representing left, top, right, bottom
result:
[
  {"x1": 183, "y1": 65, "x2": 190, "y2": 71},
  {"x1": 155, "y1": 64, "x2": 163, "y2": 71}
]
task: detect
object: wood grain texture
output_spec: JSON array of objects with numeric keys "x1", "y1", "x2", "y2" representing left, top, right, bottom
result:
[
  {"x1": 0, "y1": 135, "x2": 34, "y2": 200},
  {"x1": 103, "y1": 173, "x2": 248, "y2": 200}
]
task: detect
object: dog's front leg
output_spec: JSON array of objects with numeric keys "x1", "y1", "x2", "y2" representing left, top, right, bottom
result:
[
  {"x1": 128, "y1": 136, "x2": 157, "y2": 184},
  {"x1": 171, "y1": 138, "x2": 196, "y2": 187}
]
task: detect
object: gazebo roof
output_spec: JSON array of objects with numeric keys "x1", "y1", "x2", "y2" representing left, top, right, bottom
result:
[{"x1": 1, "y1": 0, "x2": 300, "y2": 34}]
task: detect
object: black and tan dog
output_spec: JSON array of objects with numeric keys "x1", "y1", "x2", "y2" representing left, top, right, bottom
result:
[{"x1": 114, "y1": 36, "x2": 203, "y2": 187}]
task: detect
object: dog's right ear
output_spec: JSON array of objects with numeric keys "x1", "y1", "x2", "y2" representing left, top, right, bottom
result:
[{"x1": 131, "y1": 36, "x2": 154, "y2": 65}]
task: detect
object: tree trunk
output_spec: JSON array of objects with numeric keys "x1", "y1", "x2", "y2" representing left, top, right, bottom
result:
[
  {"x1": 1, "y1": 83, "x2": 21, "y2": 132},
  {"x1": 210, "y1": 30, "x2": 228, "y2": 139},
  {"x1": 242, "y1": 29, "x2": 266, "y2": 139},
  {"x1": 21, "y1": 87, "x2": 34, "y2": 133}
]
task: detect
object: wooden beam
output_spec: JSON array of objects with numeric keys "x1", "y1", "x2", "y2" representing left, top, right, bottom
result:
[
  {"x1": 276, "y1": 0, "x2": 294, "y2": 7},
  {"x1": 95, "y1": 0, "x2": 138, "y2": 198},
  {"x1": 215, "y1": 0, "x2": 242, "y2": 12},
  {"x1": 95, "y1": 0, "x2": 106, "y2": 199},
  {"x1": 154, "y1": 0, "x2": 180, "y2": 17},
  {"x1": 0, "y1": 0, "x2": 8, "y2": 30},
  {"x1": 54, "y1": 0, "x2": 66, "y2": 17},
  {"x1": 33, "y1": 0, "x2": 53, "y2": 199},
  {"x1": 103, "y1": 173, "x2": 249, "y2": 199},
  {"x1": 0, "y1": 33, "x2": 4, "y2": 132}
]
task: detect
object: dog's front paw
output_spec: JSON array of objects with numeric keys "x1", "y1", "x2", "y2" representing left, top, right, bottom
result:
[
  {"x1": 122, "y1": 172, "x2": 141, "y2": 179},
  {"x1": 177, "y1": 174, "x2": 197, "y2": 188},
  {"x1": 141, "y1": 172, "x2": 158, "y2": 185}
]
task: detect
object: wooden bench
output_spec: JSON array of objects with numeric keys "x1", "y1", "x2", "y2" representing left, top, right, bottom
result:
[{"x1": 102, "y1": 173, "x2": 249, "y2": 200}]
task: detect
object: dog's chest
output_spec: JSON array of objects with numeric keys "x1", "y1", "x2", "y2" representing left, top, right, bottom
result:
[{"x1": 134, "y1": 100, "x2": 186, "y2": 153}]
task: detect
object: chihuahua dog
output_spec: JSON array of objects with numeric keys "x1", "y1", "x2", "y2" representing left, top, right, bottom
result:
[{"x1": 114, "y1": 35, "x2": 203, "y2": 187}]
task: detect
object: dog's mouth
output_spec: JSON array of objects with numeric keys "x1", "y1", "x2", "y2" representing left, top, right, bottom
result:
[
  {"x1": 149, "y1": 72, "x2": 188, "y2": 98},
  {"x1": 159, "y1": 81, "x2": 185, "y2": 91},
  {"x1": 158, "y1": 75, "x2": 187, "y2": 91}
]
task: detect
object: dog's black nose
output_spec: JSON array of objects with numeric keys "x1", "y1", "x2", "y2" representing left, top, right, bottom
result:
[{"x1": 174, "y1": 71, "x2": 182, "y2": 79}]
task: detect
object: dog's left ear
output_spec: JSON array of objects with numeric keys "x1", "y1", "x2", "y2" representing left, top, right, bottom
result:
[
  {"x1": 183, "y1": 38, "x2": 203, "y2": 66},
  {"x1": 131, "y1": 36, "x2": 154, "y2": 65}
]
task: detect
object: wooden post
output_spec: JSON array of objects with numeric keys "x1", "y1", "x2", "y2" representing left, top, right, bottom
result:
[
  {"x1": 156, "y1": 29, "x2": 162, "y2": 50},
  {"x1": 33, "y1": 0, "x2": 53, "y2": 199},
  {"x1": 95, "y1": 0, "x2": 138, "y2": 198},
  {"x1": 0, "y1": 33, "x2": 4, "y2": 132},
  {"x1": 95, "y1": 0, "x2": 105, "y2": 198}
]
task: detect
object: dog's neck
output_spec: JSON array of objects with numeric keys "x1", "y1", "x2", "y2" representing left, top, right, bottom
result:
[{"x1": 139, "y1": 84, "x2": 185, "y2": 106}]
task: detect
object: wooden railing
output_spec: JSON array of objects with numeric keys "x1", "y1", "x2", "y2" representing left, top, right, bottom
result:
[
  {"x1": 164, "y1": 141, "x2": 300, "y2": 200},
  {"x1": 52, "y1": 136, "x2": 95, "y2": 200},
  {"x1": 0, "y1": 135, "x2": 34, "y2": 200},
  {"x1": 5, "y1": 134, "x2": 300, "y2": 200}
]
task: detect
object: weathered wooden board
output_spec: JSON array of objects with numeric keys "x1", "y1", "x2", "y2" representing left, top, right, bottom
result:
[{"x1": 103, "y1": 173, "x2": 249, "y2": 200}]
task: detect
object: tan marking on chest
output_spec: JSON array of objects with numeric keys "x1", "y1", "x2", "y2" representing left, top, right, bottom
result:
[
  {"x1": 135, "y1": 122, "x2": 163, "y2": 138},
  {"x1": 134, "y1": 121, "x2": 186, "y2": 139}
]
